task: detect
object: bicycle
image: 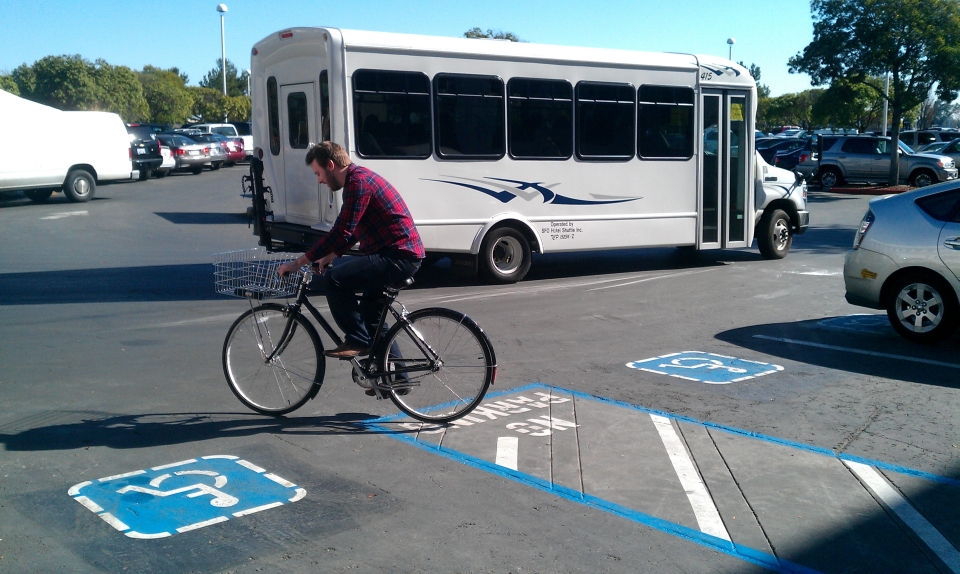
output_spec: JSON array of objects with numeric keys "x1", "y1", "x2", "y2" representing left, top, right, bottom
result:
[{"x1": 215, "y1": 248, "x2": 497, "y2": 423}]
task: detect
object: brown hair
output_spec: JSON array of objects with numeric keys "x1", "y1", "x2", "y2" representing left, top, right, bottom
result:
[{"x1": 305, "y1": 141, "x2": 350, "y2": 168}]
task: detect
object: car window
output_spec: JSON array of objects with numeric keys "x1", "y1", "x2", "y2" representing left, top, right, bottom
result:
[
  {"x1": 212, "y1": 127, "x2": 236, "y2": 136},
  {"x1": 899, "y1": 141, "x2": 916, "y2": 154},
  {"x1": 916, "y1": 189, "x2": 960, "y2": 222},
  {"x1": 918, "y1": 132, "x2": 937, "y2": 146},
  {"x1": 841, "y1": 139, "x2": 877, "y2": 154}
]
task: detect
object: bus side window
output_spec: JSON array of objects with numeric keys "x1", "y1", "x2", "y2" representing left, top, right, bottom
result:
[
  {"x1": 638, "y1": 85, "x2": 694, "y2": 160},
  {"x1": 352, "y1": 70, "x2": 431, "y2": 158},
  {"x1": 434, "y1": 73, "x2": 506, "y2": 159},
  {"x1": 319, "y1": 70, "x2": 331, "y2": 142},
  {"x1": 267, "y1": 77, "x2": 281, "y2": 155},
  {"x1": 287, "y1": 92, "x2": 309, "y2": 149},
  {"x1": 575, "y1": 82, "x2": 635, "y2": 160},
  {"x1": 508, "y1": 78, "x2": 573, "y2": 160}
]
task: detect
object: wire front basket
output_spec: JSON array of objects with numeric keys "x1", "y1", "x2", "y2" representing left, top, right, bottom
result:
[{"x1": 214, "y1": 248, "x2": 302, "y2": 299}]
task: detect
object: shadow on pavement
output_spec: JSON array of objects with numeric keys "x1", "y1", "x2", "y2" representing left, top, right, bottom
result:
[
  {"x1": 0, "y1": 410, "x2": 423, "y2": 452},
  {"x1": 715, "y1": 315, "x2": 960, "y2": 388},
  {"x1": 790, "y1": 225, "x2": 856, "y2": 254},
  {"x1": 155, "y1": 211, "x2": 249, "y2": 224}
]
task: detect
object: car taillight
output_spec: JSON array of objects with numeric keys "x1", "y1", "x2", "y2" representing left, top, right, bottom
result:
[
  {"x1": 175, "y1": 148, "x2": 185, "y2": 156},
  {"x1": 799, "y1": 153, "x2": 809, "y2": 163},
  {"x1": 129, "y1": 148, "x2": 132, "y2": 159},
  {"x1": 203, "y1": 147, "x2": 210, "y2": 154},
  {"x1": 853, "y1": 210, "x2": 875, "y2": 249}
]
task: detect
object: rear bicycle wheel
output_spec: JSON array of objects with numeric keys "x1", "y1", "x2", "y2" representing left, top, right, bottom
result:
[
  {"x1": 222, "y1": 303, "x2": 325, "y2": 415},
  {"x1": 379, "y1": 308, "x2": 495, "y2": 423}
]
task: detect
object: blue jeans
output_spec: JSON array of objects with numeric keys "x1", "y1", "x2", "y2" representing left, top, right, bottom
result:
[{"x1": 312, "y1": 253, "x2": 420, "y2": 348}]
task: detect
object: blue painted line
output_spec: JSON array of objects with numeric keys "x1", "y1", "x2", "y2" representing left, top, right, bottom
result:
[
  {"x1": 368, "y1": 382, "x2": 960, "y2": 572},
  {"x1": 367, "y1": 415, "x2": 819, "y2": 574}
]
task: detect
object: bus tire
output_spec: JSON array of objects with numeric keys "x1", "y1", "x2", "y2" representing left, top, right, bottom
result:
[
  {"x1": 757, "y1": 208, "x2": 792, "y2": 259},
  {"x1": 480, "y1": 227, "x2": 531, "y2": 284}
]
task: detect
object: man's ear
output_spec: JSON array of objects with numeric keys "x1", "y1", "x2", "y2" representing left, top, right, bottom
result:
[{"x1": 326, "y1": 160, "x2": 337, "y2": 172}]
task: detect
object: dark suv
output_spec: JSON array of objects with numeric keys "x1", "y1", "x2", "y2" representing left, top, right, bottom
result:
[
  {"x1": 817, "y1": 135, "x2": 958, "y2": 188},
  {"x1": 125, "y1": 124, "x2": 167, "y2": 180}
]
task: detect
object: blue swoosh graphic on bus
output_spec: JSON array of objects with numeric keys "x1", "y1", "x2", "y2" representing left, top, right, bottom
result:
[
  {"x1": 701, "y1": 65, "x2": 741, "y2": 77},
  {"x1": 425, "y1": 177, "x2": 640, "y2": 206}
]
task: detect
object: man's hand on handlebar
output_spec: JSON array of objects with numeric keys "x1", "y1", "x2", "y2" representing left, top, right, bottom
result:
[{"x1": 277, "y1": 252, "x2": 335, "y2": 278}]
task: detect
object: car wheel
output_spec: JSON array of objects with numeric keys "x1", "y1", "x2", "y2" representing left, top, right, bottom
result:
[
  {"x1": 910, "y1": 170, "x2": 934, "y2": 188},
  {"x1": 62, "y1": 169, "x2": 95, "y2": 202},
  {"x1": 24, "y1": 189, "x2": 53, "y2": 203},
  {"x1": 191, "y1": 166, "x2": 203, "y2": 175},
  {"x1": 479, "y1": 227, "x2": 532, "y2": 284},
  {"x1": 757, "y1": 208, "x2": 792, "y2": 259},
  {"x1": 885, "y1": 272, "x2": 959, "y2": 343},
  {"x1": 155, "y1": 170, "x2": 169, "y2": 178},
  {"x1": 211, "y1": 162, "x2": 222, "y2": 171},
  {"x1": 226, "y1": 161, "x2": 236, "y2": 168},
  {"x1": 138, "y1": 169, "x2": 152, "y2": 181},
  {"x1": 819, "y1": 167, "x2": 842, "y2": 190}
]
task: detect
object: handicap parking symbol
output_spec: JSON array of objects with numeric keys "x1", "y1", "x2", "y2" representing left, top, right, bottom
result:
[
  {"x1": 627, "y1": 351, "x2": 783, "y2": 384},
  {"x1": 68, "y1": 455, "x2": 306, "y2": 539}
]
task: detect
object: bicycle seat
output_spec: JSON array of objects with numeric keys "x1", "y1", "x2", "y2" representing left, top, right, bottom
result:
[{"x1": 386, "y1": 277, "x2": 414, "y2": 292}]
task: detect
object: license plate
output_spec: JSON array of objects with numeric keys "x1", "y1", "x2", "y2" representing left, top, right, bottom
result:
[
  {"x1": 189, "y1": 150, "x2": 199, "y2": 155},
  {"x1": 136, "y1": 148, "x2": 145, "y2": 155}
]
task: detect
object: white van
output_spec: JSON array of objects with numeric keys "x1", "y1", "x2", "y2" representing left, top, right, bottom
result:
[
  {"x1": 0, "y1": 90, "x2": 135, "y2": 203},
  {"x1": 247, "y1": 28, "x2": 809, "y2": 282}
]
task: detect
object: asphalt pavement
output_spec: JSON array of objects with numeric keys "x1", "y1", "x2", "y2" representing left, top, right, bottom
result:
[{"x1": 1, "y1": 169, "x2": 959, "y2": 573}]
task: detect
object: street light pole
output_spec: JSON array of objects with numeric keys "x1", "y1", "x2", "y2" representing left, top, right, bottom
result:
[
  {"x1": 217, "y1": 4, "x2": 228, "y2": 122},
  {"x1": 727, "y1": 38, "x2": 736, "y2": 61}
]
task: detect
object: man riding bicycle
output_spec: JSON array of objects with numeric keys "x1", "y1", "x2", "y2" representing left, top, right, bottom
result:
[{"x1": 278, "y1": 142, "x2": 424, "y2": 361}]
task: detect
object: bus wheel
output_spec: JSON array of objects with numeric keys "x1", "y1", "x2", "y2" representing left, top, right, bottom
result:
[
  {"x1": 480, "y1": 227, "x2": 531, "y2": 284},
  {"x1": 757, "y1": 209, "x2": 792, "y2": 259}
]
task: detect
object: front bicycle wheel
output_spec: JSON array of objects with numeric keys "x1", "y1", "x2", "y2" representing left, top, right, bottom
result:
[
  {"x1": 379, "y1": 308, "x2": 496, "y2": 423},
  {"x1": 222, "y1": 303, "x2": 325, "y2": 416}
]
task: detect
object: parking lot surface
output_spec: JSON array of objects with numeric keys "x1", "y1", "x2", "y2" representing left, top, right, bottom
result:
[{"x1": 1, "y1": 170, "x2": 958, "y2": 573}]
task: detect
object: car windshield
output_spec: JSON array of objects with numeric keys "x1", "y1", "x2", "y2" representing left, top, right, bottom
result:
[
  {"x1": 212, "y1": 127, "x2": 235, "y2": 136},
  {"x1": 899, "y1": 141, "x2": 916, "y2": 154}
]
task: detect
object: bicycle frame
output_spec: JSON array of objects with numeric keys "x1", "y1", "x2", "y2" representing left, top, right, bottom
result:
[{"x1": 257, "y1": 269, "x2": 441, "y2": 398}]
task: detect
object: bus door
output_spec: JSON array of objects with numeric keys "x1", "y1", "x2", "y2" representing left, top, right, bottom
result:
[
  {"x1": 279, "y1": 83, "x2": 321, "y2": 223},
  {"x1": 700, "y1": 90, "x2": 752, "y2": 249}
]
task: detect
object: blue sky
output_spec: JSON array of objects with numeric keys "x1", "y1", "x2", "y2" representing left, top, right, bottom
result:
[{"x1": 2, "y1": 0, "x2": 816, "y2": 97}]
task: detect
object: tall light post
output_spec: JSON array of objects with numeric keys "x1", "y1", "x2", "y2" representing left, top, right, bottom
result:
[
  {"x1": 217, "y1": 3, "x2": 228, "y2": 122},
  {"x1": 727, "y1": 37, "x2": 736, "y2": 61},
  {"x1": 246, "y1": 69, "x2": 251, "y2": 97}
]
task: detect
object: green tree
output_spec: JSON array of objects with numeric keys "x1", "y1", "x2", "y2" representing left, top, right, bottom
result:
[
  {"x1": 0, "y1": 74, "x2": 18, "y2": 95},
  {"x1": 765, "y1": 89, "x2": 825, "y2": 129},
  {"x1": 200, "y1": 59, "x2": 248, "y2": 97},
  {"x1": 188, "y1": 86, "x2": 227, "y2": 122},
  {"x1": 789, "y1": 0, "x2": 960, "y2": 184},
  {"x1": 811, "y1": 79, "x2": 884, "y2": 132},
  {"x1": 223, "y1": 95, "x2": 251, "y2": 122},
  {"x1": 139, "y1": 65, "x2": 194, "y2": 125},
  {"x1": 91, "y1": 60, "x2": 149, "y2": 121},
  {"x1": 464, "y1": 27, "x2": 522, "y2": 42},
  {"x1": 20, "y1": 55, "x2": 99, "y2": 110}
]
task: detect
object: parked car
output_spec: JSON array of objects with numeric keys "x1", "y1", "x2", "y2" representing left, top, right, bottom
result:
[
  {"x1": 190, "y1": 133, "x2": 244, "y2": 167},
  {"x1": 1, "y1": 90, "x2": 135, "y2": 203},
  {"x1": 779, "y1": 129, "x2": 808, "y2": 139},
  {"x1": 125, "y1": 124, "x2": 163, "y2": 180},
  {"x1": 156, "y1": 144, "x2": 175, "y2": 177},
  {"x1": 774, "y1": 139, "x2": 814, "y2": 171},
  {"x1": 817, "y1": 135, "x2": 958, "y2": 189},
  {"x1": 844, "y1": 183, "x2": 960, "y2": 342},
  {"x1": 191, "y1": 123, "x2": 253, "y2": 158},
  {"x1": 187, "y1": 133, "x2": 229, "y2": 169},
  {"x1": 759, "y1": 138, "x2": 806, "y2": 164},
  {"x1": 155, "y1": 134, "x2": 212, "y2": 174},
  {"x1": 899, "y1": 129, "x2": 960, "y2": 149}
]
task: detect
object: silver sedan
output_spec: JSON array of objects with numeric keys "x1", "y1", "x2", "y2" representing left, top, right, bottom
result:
[{"x1": 844, "y1": 183, "x2": 960, "y2": 342}]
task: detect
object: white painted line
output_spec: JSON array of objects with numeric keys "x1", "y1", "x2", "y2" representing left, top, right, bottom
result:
[
  {"x1": 40, "y1": 210, "x2": 88, "y2": 220},
  {"x1": 753, "y1": 335, "x2": 960, "y2": 369},
  {"x1": 98, "y1": 512, "x2": 130, "y2": 532},
  {"x1": 126, "y1": 530, "x2": 171, "y2": 539},
  {"x1": 74, "y1": 495, "x2": 103, "y2": 513},
  {"x1": 650, "y1": 415, "x2": 730, "y2": 541},
  {"x1": 236, "y1": 459, "x2": 266, "y2": 473},
  {"x1": 98, "y1": 470, "x2": 145, "y2": 482},
  {"x1": 232, "y1": 502, "x2": 284, "y2": 517},
  {"x1": 151, "y1": 459, "x2": 197, "y2": 471},
  {"x1": 263, "y1": 473, "x2": 295, "y2": 488},
  {"x1": 176, "y1": 516, "x2": 229, "y2": 533},
  {"x1": 201, "y1": 455, "x2": 239, "y2": 460},
  {"x1": 844, "y1": 460, "x2": 960, "y2": 572},
  {"x1": 289, "y1": 488, "x2": 307, "y2": 502},
  {"x1": 68, "y1": 481, "x2": 91, "y2": 496},
  {"x1": 586, "y1": 269, "x2": 716, "y2": 292},
  {"x1": 496, "y1": 437, "x2": 519, "y2": 471}
]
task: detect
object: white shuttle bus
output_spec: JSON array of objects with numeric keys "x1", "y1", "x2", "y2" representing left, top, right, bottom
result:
[{"x1": 247, "y1": 28, "x2": 808, "y2": 283}]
